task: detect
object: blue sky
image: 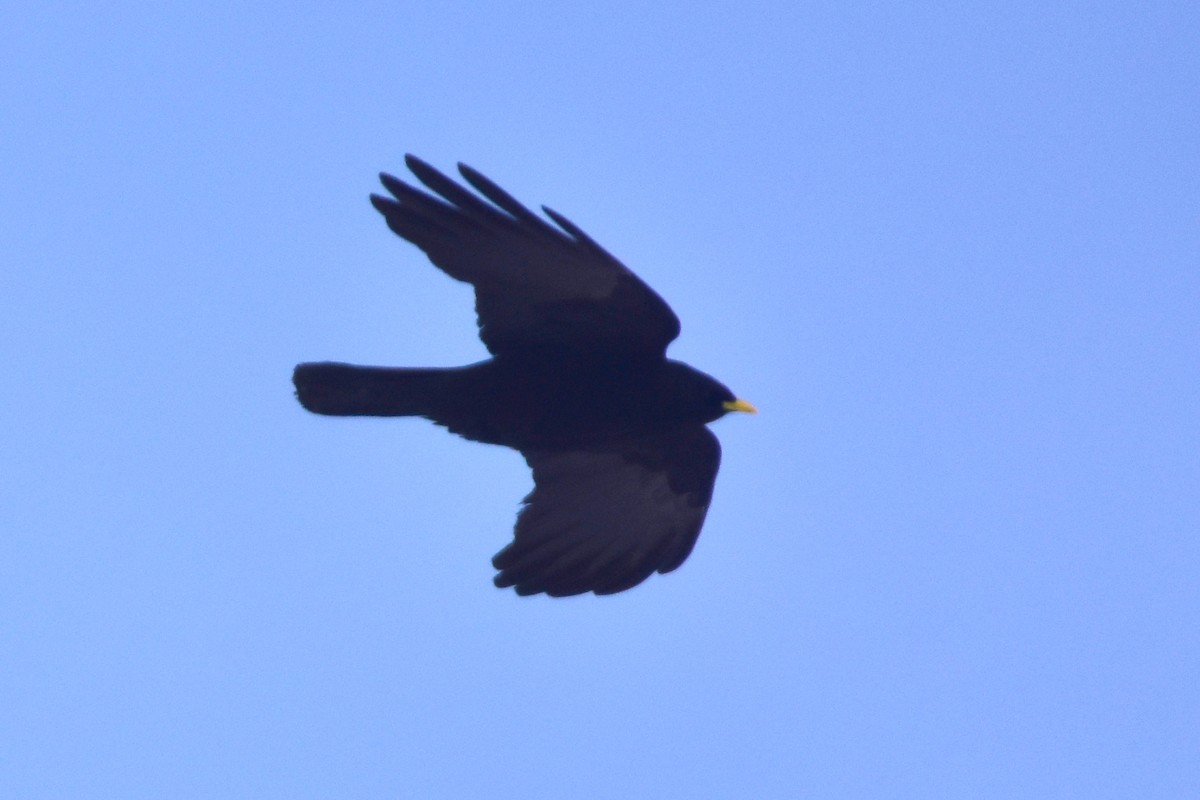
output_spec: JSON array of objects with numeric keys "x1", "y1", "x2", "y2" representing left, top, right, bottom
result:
[{"x1": 3, "y1": 2, "x2": 1198, "y2": 797}]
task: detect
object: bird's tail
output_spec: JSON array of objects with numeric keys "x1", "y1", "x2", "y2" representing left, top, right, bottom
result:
[{"x1": 293, "y1": 362, "x2": 453, "y2": 417}]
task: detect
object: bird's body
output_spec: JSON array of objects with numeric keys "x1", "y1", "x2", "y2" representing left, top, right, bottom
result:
[
  {"x1": 294, "y1": 156, "x2": 753, "y2": 597},
  {"x1": 296, "y1": 355, "x2": 732, "y2": 450}
]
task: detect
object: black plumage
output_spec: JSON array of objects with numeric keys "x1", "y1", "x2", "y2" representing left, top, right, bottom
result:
[{"x1": 293, "y1": 156, "x2": 754, "y2": 597}]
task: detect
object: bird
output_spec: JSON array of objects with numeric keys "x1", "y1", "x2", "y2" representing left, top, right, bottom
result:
[{"x1": 293, "y1": 155, "x2": 755, "y2": 597}]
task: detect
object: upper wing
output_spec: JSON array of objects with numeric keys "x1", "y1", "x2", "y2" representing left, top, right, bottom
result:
[
  {"x1": 369, "y1": 155, "x2": 681, "y2": 358},
  {"x1": 493, "y1": 427, "x2": 721, "y2": 597}
]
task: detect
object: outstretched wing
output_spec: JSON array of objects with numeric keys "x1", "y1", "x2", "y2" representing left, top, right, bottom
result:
[
  {"x1": 493, "y1": 427, "x2": 721, "y2": 597},
  {"x1": 370, "y1": 155, "x2": 681, "y2": 358}
]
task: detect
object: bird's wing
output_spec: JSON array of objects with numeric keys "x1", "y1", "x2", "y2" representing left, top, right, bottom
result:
[
  {"x1": 494, "y1": 427, "x2": 721, "y2": 597},
  {"x1": 369, "y1": 155, "x2": 681, "y2": 358}
]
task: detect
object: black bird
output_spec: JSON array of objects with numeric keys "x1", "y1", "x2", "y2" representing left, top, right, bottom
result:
[{"x1": 293, "y1": 156, "x2": 755, "y2": 597}]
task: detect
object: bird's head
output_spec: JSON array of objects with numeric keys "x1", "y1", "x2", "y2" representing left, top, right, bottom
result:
[{"x1": 664, "y1": 360, "x2": 756, "y2": 423}]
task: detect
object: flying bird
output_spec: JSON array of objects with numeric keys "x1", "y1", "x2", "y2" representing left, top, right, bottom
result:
[{"x1": 293, "y1": 156, "x2": 755, "y2": 597}]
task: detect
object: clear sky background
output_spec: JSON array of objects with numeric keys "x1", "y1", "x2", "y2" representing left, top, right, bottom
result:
[{"x1": 3, "y1": 3, "x2": 1198, "y2": 798}]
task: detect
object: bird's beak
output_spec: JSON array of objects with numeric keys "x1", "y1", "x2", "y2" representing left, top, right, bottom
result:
[{"x1": 723, "y1": 398, "x2": 757, "y2": 414}]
